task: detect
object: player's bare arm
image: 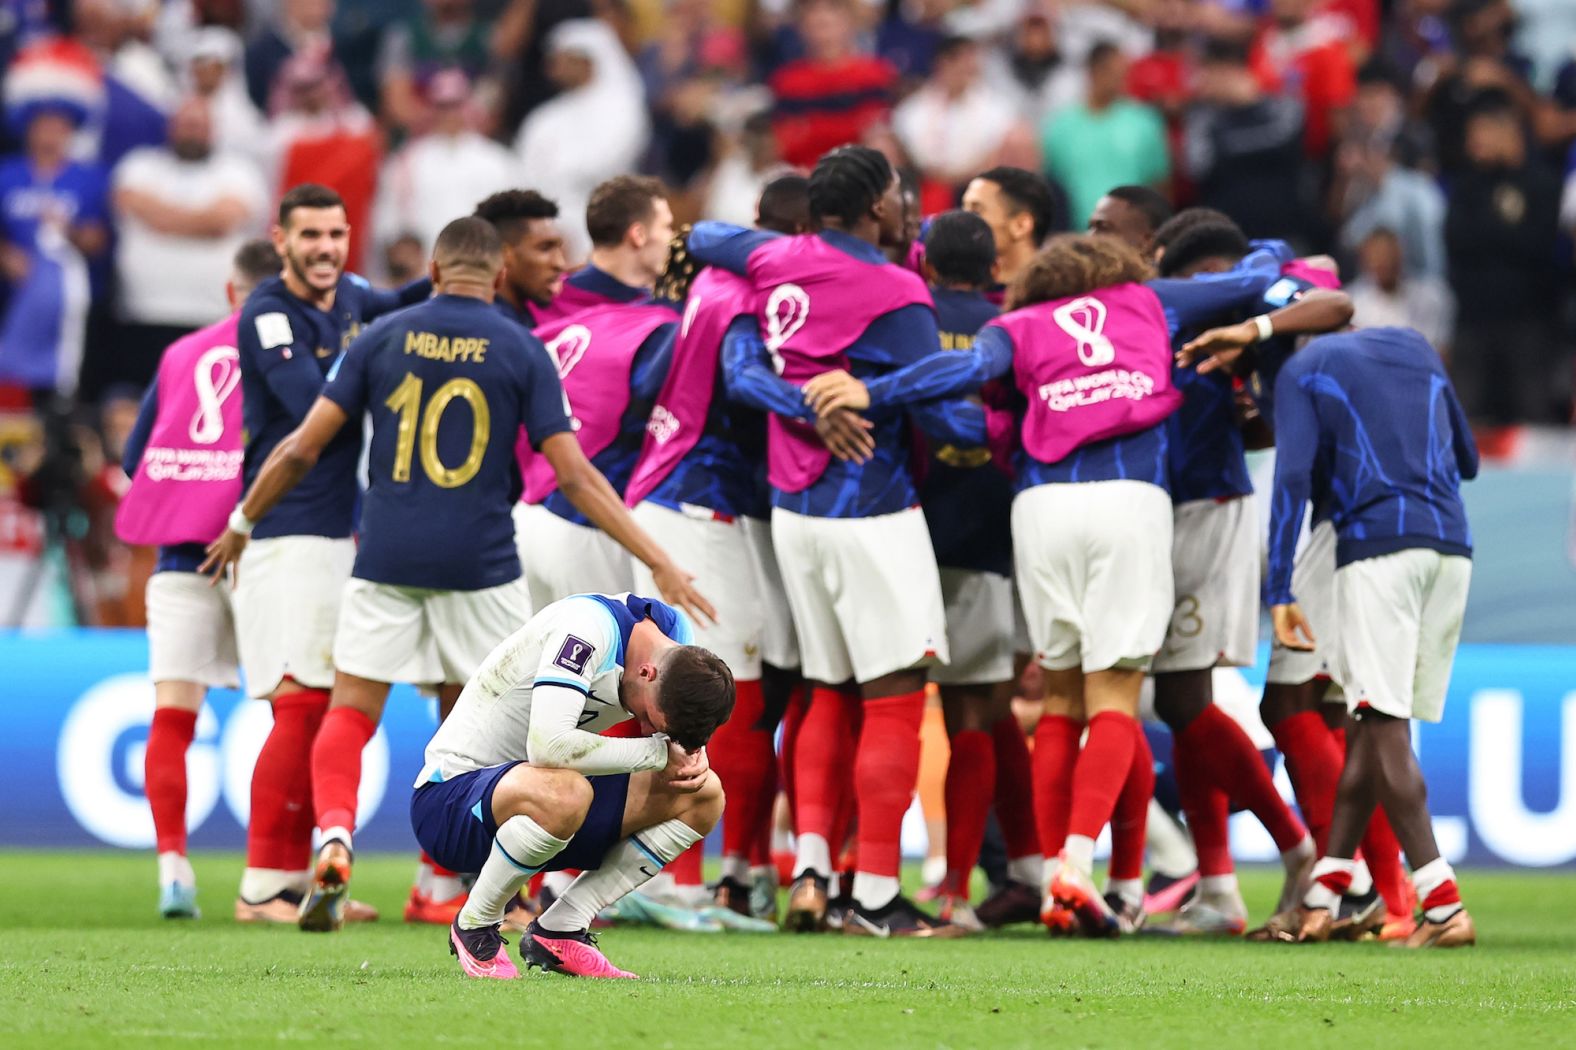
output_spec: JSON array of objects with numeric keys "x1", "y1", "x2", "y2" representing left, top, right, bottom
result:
[
  {"x1": 199, "y1": 397, "x2": 350, "y2": 583},
  {"x1": 1178, "y1": 288, "x2": 1355, "y2": 374},
  {"x1": 539, "y1": 431, "x2": 718, "y2": 626}
]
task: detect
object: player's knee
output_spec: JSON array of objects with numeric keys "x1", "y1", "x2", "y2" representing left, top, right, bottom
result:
[
  {"x1": 688, "y1": 771, "x2": 725, "y2": 829},
  {"x1": 513, "y1": 767, "x2": 593, "y2": 838}
]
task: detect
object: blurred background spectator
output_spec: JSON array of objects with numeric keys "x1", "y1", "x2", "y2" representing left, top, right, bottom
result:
[{"x1": 0, "y1": 0, "x2": 1571, "y2": 624}]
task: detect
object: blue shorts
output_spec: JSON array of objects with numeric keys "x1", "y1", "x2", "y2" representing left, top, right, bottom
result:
[{"x1": 409, "y1": 763, "x2": 630, "y2": 875}]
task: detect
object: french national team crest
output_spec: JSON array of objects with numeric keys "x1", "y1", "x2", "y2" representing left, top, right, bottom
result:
[{"x1": 554, "y1": 635, "x2": 594, "y2": 675}]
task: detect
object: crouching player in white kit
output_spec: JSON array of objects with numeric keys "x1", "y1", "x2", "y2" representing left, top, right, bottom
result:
[
  {"x1": 1264, "y1": 326, "x2": 1479, "y2": 948},
  {"x1": 117, "y1": 239, "x2": 281, "y2": 917},
  {"x1": 413, "y1": 592, "x2": 735, "y2": 979}
]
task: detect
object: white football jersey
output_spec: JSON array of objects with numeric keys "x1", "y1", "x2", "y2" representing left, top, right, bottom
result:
[{"x1": 415, "y1": 593, "x2": 694, "y2": 785}]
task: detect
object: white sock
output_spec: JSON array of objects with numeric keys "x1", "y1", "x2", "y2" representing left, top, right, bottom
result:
[
  {"x1": 414, "y1": 859, "x2": 467, "y2": 902},
  {"x1": 540, "y1": 818, "x2": 703, "y2": 932},
  {"x1": 458, "y1": 815, "x2": 570, "y2": 930},
  {"x1": 720, "y1": 855, "x2": 750, "y2": 883},
  {"x1": 1282, "y1": 833, "x2": 1315, "y2": 869},
  {"x1": 1062, "y1": 835, "x2": 1096, "y2": 877},
  {"x1": 794, "y1": 833, "x2": 832, "y2": 879},
  {"x1": 1006, "y1": 854, "x2": 1044, "y2": 887},
  {"x1": 1411, "y1": 857, "x2": 1462, "y2": 923},
  {"x1": 771, "y1": 827, "x2": 793, "y2": 853},
  {"x1": 827, "y1": 871, "x2": 842, "y2": 898},
  {"x1": 1347, "y1": 859, "x2": 1374, "y2": 897},
  {"x1": 320, "y1": 825, "x2": 353, "y2": 852},
  {"x1": 851, "y1": 872, "x2": 900, "y2": 911},
  {"x1": 749, "y1": 864, "x2": 775, "y2": 884},
  {"x1": 1304, "y1": 856, "x2": 1356, "y2": 912},
  {"x1": 1107, "y1": 877, "x2": 1144, "y2": 911},
  {"x1": 1145, "y1": 801, "x2": 1198, "y2": 878},
  {"x1": 1199, "y1": 873, "x2": 1239, "y2": 901},
  {"x1": 643, "y1": 872, "x2": 677, "y2": 898},
  {"x1": 239, "y1": 867, "x2": 300, "y2": 903},
  {"x1": 158, "y1": 851, "x2": 194, "y2": 888},
  {"x1": 1040, "y1": 855, "x2": 1061, "y2": 899}
]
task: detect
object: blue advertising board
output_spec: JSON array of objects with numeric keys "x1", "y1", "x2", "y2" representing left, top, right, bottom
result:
[{"x1": 1, "y1": 630, "x2": 1573, "y2": 866}]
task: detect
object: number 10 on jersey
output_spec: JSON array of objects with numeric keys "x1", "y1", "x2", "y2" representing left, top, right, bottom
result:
[{"x1": 384, "y1": 372, "x2": 490, "y2": 488}]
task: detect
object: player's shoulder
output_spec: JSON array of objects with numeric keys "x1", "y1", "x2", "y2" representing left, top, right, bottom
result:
[
  {"x1": 238, "y1": 277, "x2": 300, "y2": 352},
  {"x1": 538, "y1": 596, "x2": 624, "y2": 678}
]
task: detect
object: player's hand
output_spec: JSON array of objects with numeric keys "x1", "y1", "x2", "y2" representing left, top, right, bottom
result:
[
  {"x1": 802, "y1": 370, "x2": 870, "y2": 415},
  {"x1": 816, "y1": 409, "x2": 875, "y2": 463},
  {"x1": 1271, "y1": 603, "x2": 1316, "y2": 651},
  {"x1": 1177, "y1": 320, "x2": 1258, "y2": 374},
  {"x1": 665, "y1": 743, "x2": 710, "y2": 793},
  {"x1": 199, "y1": 529, "x2": 248, "y2": 587},
  {"x1": 652, "y1": 560, "x2": 717, "y2": 627}
]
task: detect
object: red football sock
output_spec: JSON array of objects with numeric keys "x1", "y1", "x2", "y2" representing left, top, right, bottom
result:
[
  {"x1": 792, "y1": 686, "x2": 856, "y2": 844},
  {"x1": 1032, "y1": 714, "x2": 1081, "y2": 858},
  {"x1": 1108, "y1": 728, "x2": 1154, "y2": 882},
  {"x1": 1361, "y1": 806, "x2": 1410, "y2": 916},
  {"x1": 779, "y1": 685, "x2": 808, "y2": 824},
  {"x1": 246, "y1": 689, "x2": 328, "y2": 871},
  {"x1": 311, "y1": 705, "x2": 377, "y2": 836},
  {"x1": 420, "y1": 851, "x2": 461, "y2": 879},
  {"x1": 990, "y1": 715, "x2": 1039, "y2": 861},
  {"x1": 852, "y1": 690, "x2": 925, "y2": 879},
  {"x1": 145, "y1": 707, "x2": 198, "y2": 855},
  {"x1": 1183, "y1": 705, "x2": 1307, "y2": 852},
  {"x1": 942, "y1": 728, "x2": 994, "y2": 896},
  {"x1": 1175, "y1": 740, "x2": 1233, "y2": 876},
  {"x1": 1269, "y1": 710, "x2": 1343, "y2": 854},
  {"x1": 670, "y1": 842, "x2": 705, "y2": 886},
  {"x1": 1066, "y1": 711, "x2": 1137, "y2": 842},
  {"x1": 708, "y1": 678, "x2": 775, "y2": 862}
]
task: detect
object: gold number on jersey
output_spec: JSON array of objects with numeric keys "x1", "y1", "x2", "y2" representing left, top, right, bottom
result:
[{"x1": 383, "y1": 372, "x2": 491, "y2": 488}]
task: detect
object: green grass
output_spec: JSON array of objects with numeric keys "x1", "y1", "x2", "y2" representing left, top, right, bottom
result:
[{"x1": 1, "y1": 851, "x2": 1571, "y2": 1049}]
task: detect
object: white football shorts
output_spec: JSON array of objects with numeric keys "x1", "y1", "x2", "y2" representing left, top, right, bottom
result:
[
  {"x1": 332, "y1": 576, "x2": 532, "y2": 688},
  {"x1": 1152, "y1": 496, "x2": 1260, "y2": 673},
  {"x1": 1266, "y1": 519, "x2": 1338, "y2": 687},
  {"x1": 1012, "y1": 480, "x2": 1173, "y2": 674},
  {"x1": 770, "y1": 505, "x2": 948, "y2": 684},
  {"x1": 631, "y1": 501, "x2": 764, "y2": 679},
  {"x1": 515, "y1": 501, "x2": 634, "y2": 611},
  {"x1": 744, "y1": 514, "x2": 799, "y2": 671},
  {"x1": 147, "y1": 570, "x2": 239, "y2": 689},
  {"x1": 1332, "y1": 548, "x2": 1471, "y2": 724},
  {"x1": 931, "y1": 568, "x2": 1016, "y2": 686},
  {"x1": 233, "y1": 535, "x2": 355, "y2": 698}
]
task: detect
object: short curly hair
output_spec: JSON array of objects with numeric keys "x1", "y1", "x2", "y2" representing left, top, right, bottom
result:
[
  {"x1": 657, "y1": 645, "x2": 736, "y2": 751},
  {"x1": 1006, "y1": 234, "x2": 1154, "y2": 311}
]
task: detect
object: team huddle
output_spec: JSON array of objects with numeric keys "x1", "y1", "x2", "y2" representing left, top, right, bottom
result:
[{"x1": 117, "y1": 142, "x2": 1479, "y2": 982}]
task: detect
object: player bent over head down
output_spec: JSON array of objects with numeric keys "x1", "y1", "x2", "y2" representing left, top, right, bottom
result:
[{"x1": 411, "y1": 593, "x2": 735, "y2": 979}]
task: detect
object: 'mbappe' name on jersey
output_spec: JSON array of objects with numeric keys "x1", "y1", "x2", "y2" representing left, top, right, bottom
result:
[
  {"x1": 403, "y1": 330, "x2": 490, "y2": 363},
  {"x1": 940, "y1": 331, "x2": 976, "y2": 352}
]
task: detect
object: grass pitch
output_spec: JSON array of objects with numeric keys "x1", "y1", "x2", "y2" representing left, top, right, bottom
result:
[{"x1": 2, "y1": 851, "x2": 1572, "y2": 1049}]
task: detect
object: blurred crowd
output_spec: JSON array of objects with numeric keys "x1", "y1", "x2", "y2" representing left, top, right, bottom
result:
[{"x1": 1, "y1": 0, "x2": 1574, "y2": 627}]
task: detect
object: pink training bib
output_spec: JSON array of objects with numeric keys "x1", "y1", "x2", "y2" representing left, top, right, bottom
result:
[
  {"x1": 624, "y1": 268, "x2": 753, "y2": 507},
  {"x1": 522, "y1": 301, "x2": 679, "y2": 503},
  {"x1": 990, "y1": 282, "x2": 1182, "y2": 466},
  {"x1": 747, "y1": 235, "x2": 933, "y2": 492},
  {"x1": 114, "y1": 313, "x2": 244, "y2": 546}
]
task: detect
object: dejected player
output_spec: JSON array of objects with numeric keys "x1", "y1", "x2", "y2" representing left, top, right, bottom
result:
[
  {"x1": 413, "y1": 592, "x2": 735, "y2": 979},
  {"x1": 203, "y1": 217, "x2": 715, "y2": 930}
]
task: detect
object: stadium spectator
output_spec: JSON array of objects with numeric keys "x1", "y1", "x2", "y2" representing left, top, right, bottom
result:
[
  {"x1": 768, "y1": 0, "x2": 897, "y2": 170},
  {"x1": 514, "y1": 19, "x2": 650, "y2": 263},
  {"x1": 985, "y1": 7, "x2": 1083, "y2": 129},
  {"x1": 1333, "y1": 63, "x2": 1447, "y2": 279},
  {"x1": 244, "y1": 0, "x2": 345, "y2": 112},
  {"x1": 1445, "y1": 98, "x2": 1564, "y2": 425},
  {"x1": 372, "y1": 69, "x2": 519, "y2": 260},
  {"x1": 1250, "y1": 0, "x2": 1357, "y2": 158},
  {"x1": 74, "y1": 0, "x2": 181, "y2": 115},
  {"x1": 637, "y1": 0, "x2": 748, "y2": 190},
  {"x1": 703, "y1": 110, "x2": 791, "y2": 229},
  {"x1": 266, "y1": 45, "x2": 380, "y2": 273},
  {"x1": 0, "y1": 101, "x2": 109, "y2": 397},
  {"x1": 1348, "y1": 226, "x2": 1455, "y2": 351},
  {"x1": 1041, "y1": 41, "x2": 1169, "y2": 229},
  {"x1": 893, "y1": 36, "x2": 1017, "y2": 212},
  {"x1": 183, "y1": 27, "x2": 270, "y2": 175},
  {"x1": 111, "y1": 96, "x2": 267, "y2": 391},
  {"x1": 376, "y1": 0, "x2": 494, "y2": 135},
  {"x1": 1184, "y1": 39, "x2": 1317, "y2": 249},
  {"x1": 1423, "y1": 0, "x2": 1536, "y2": 175}
]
